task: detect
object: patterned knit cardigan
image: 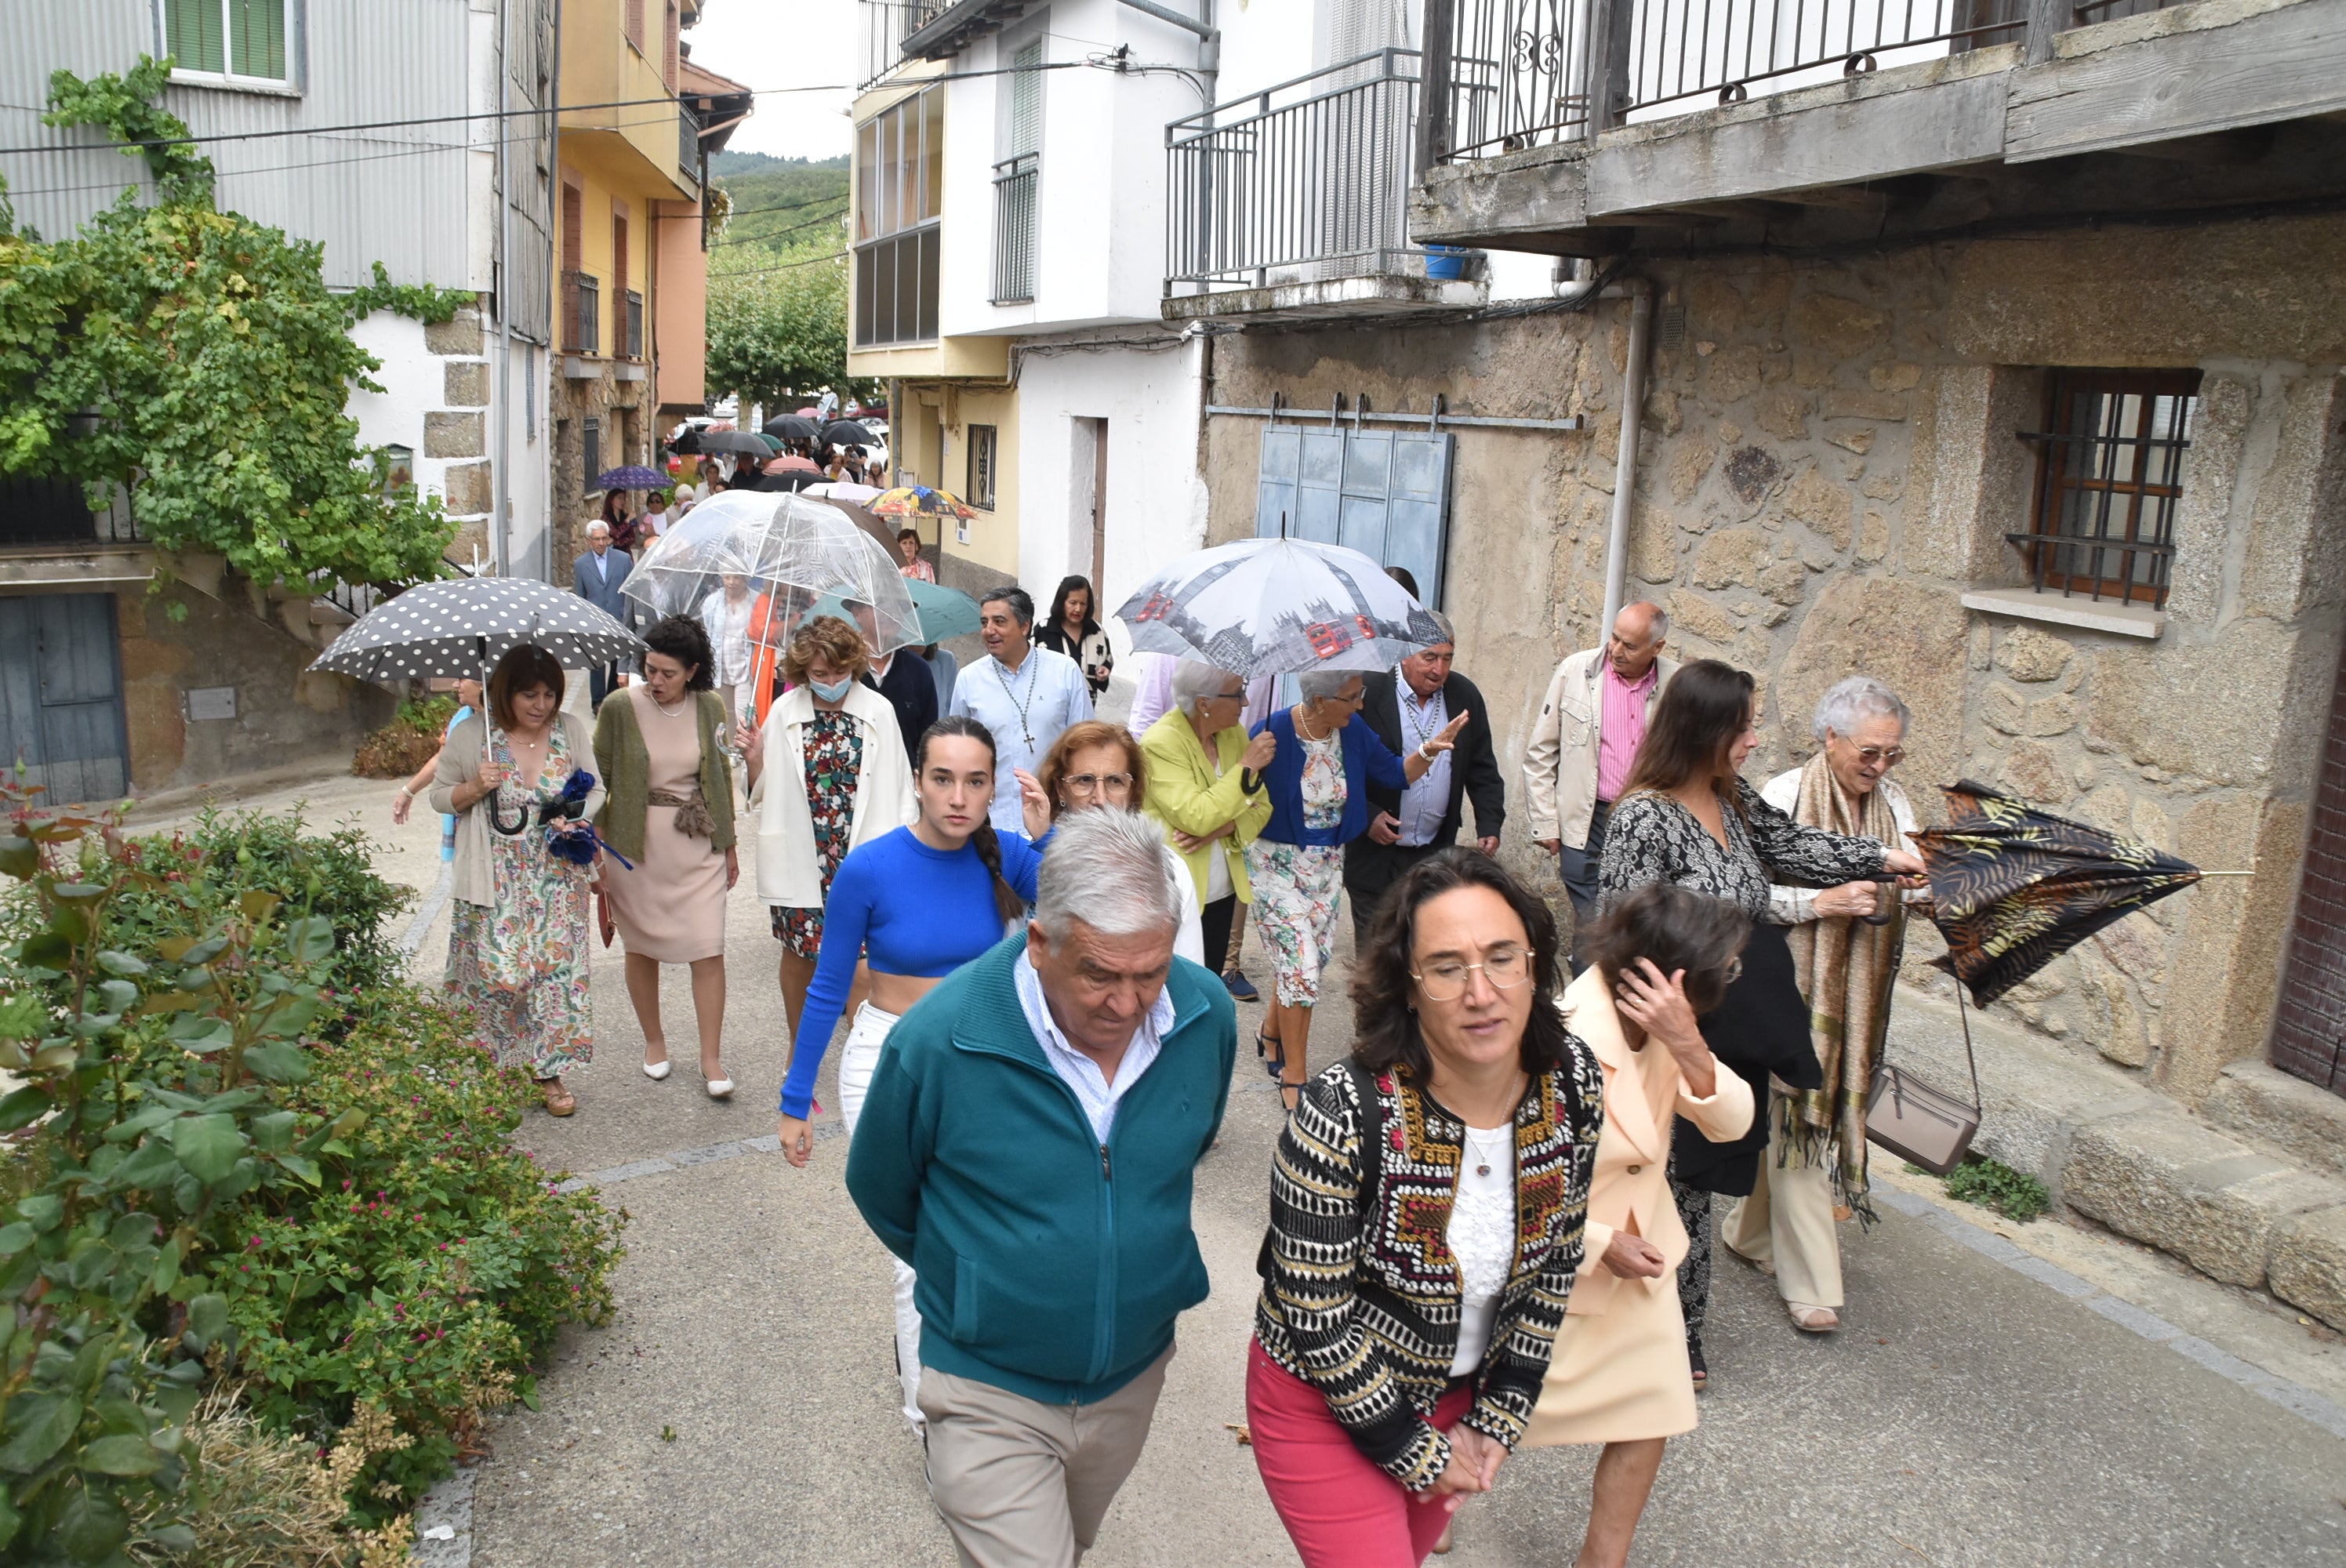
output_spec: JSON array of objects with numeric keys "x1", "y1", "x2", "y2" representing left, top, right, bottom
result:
[{"x1": 1253, "y1": 1047, "x2": 1606, "y2": 1489}]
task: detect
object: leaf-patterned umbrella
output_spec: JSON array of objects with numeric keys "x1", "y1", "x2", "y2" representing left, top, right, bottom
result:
[{"x1": 1913, "y1": 780, "x2": 2201, "y2": 1006}]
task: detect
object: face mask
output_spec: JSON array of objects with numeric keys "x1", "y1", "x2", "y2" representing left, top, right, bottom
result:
[{"x1": 810, "y1": 677, "x2": 854, "y2": 704}]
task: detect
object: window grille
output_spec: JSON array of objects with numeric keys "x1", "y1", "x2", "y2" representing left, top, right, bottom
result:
[
  {"x1": 968, "y1": 425, "x2": 999, "y2": 510},
  {"x1": 2012, "y1": 368, "x2": 2200, "y2": 609},
  {"x1": 583, "y1": 418, "x2": 601, "y2": 495}
]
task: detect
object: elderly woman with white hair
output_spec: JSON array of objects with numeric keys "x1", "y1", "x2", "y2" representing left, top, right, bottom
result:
[
  {"x1": 1721, "y1": 674, "x2": 1924, "y2": 1334},
  {"x1": 1141, "y1": 660, "x2": 1280, "y2": 991},
  {"x1": 1246, "y1": 667, "x2": 1468, "y2": 1112}
]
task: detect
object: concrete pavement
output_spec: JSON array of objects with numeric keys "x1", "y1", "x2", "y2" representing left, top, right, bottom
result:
[{"x1": 143, "y1": 767, "x2": 2346, "y2": 1566}]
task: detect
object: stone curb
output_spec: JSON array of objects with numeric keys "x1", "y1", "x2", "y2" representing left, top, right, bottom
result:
[{"x1": 1884, "y1": 985, "x2": 2346, "y2": 1333}]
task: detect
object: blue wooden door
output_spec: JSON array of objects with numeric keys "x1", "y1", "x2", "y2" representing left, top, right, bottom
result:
[{"x1": 0, "y1": 594, "x2": 129, "y2": 804}]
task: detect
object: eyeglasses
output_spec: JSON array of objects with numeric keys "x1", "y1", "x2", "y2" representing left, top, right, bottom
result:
[
  {"x1": 1062, "y1": 772, "x2": 1134, "y2": 797},
  {"x1": 1851, "y1": 746, "x2": 1907, "y2": 768},
  {"x1": 1411, "y1": 946, "x2": 1534, "y2": 1001}
]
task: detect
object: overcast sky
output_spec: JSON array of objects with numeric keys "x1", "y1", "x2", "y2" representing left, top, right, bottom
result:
[{"x1": 688, "y1": 1, "x2": 859, "y2": 161}]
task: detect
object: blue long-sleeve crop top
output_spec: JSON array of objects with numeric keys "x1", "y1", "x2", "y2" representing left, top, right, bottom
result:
[{"x1": 779, "y1": 824, "x2": 1045, "y2": 1119}]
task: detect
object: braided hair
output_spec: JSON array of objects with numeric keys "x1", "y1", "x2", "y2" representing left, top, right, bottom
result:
[{"x1": 915, "y1": 715, "x2": 1026, "y2": 926}]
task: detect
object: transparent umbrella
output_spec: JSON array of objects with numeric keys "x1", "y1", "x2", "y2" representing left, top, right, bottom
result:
[{"x1": 623, "y1": 490, "x2": 922, "y2": 655}]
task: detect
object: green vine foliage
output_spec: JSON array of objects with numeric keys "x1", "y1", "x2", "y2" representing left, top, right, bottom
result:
[{"x1": 0, "y1": 59, "x2": 465, "y2": 589}]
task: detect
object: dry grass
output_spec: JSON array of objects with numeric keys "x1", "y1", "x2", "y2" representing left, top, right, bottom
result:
[{"x1": 128, "y1": 1388, "x2": 349, "y2": 1568}]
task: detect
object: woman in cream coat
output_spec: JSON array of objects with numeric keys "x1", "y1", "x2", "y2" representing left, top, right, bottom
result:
[
  {"x1": 1519, "y1": 883, "x2": 1754, "y2": 1568},
  {"x1": 739, "y1": 615, "x2": 917, "y2": 1044}
]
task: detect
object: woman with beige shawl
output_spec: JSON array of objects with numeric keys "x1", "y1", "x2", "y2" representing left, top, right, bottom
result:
[{"x1": 1725, "y1": 675, "x2": 1923, "y2": 1334}]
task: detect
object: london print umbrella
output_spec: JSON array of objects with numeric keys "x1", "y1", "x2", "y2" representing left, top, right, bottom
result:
[
  {"x1": 308, "y1": 576, "x2": 643, "y2": 682},
  {"x1": 1114, "y1": 537, "x2": 1447, "y2": 681},
  {"x1": 868, "y1": 485, "x2": 975, "y2": 521},
  {"x1": 1914, "y1": 780, "x2": 2202, "y2": 1007},
  {"x1": 594, "y1": 464, "x2": 667, "y2": 491}
]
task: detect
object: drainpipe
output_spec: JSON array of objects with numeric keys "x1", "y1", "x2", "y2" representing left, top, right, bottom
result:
[
  {"x1": 545, "y1": 0, "x2": 564, "y2": 585},
  {"x1": 493, "y1": 0, "x2": 514, "y2": 578},
  {"x1": 1600, "y1": 276, "x2": 1653, "y2": 638},
  {"x1": 1552, "y1": 255, "x2": 1600, "y2": 307},
  {"x1": 1116, "y1": 0, "x2": 1218, "y2": 87}
]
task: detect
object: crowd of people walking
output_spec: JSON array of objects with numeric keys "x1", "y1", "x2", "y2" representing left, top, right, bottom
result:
[{"x1": 407, "y1": 569, "x2": 1931, "y2": 1568}]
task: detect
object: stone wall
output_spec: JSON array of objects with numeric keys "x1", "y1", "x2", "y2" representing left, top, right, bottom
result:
[
  {"x1": 550, "y1": 358, "x2": 654, "y2": 574},
  {"x1": 1198, "y1": 211, "x2": 2346, "y2": 1109}
]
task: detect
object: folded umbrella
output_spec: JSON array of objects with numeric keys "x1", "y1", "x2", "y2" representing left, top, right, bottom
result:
[
  {"x1": 1914, "y1": 780, "x2": 2203, "y2": 1007},
  {"x1": 307, "y1": 575, "x2": 643, "y2": 683},
  {"x1": 594, "y1": 464, "x2": 667, "y2": 492},
  {"x1": 1113, "y1": 537, "x2": 1445, "y2": 681}
]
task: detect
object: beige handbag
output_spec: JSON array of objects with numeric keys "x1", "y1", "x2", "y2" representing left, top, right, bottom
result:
[{"x1": 1866, "y1": 991, "x2": 1982, "y2": 1176}]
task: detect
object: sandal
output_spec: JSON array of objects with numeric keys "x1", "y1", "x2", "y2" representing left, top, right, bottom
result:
[
  {"x1": 1687, "y1": 1338, "x2": 1708, "y2": 1392},
  {"x1": 1256, "y1": 1023, "x2": 1285, "y2": 1082},
  {"x1": 537, "y1": 1076, "x2": 576, "y2": 1117},
  {"x1": 1787, "y1": 1303, "x2": 1840, "y2": 1334}
]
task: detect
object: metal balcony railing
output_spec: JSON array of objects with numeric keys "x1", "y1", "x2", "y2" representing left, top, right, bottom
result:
[
  {"x1": 679, "y1": 104, "x2": 701, "y2": 181},
  {"x1": 859, "y1": 0, "x2": 950, "y2": 89},
  {"x1": 991, "y1": 154, "x2": 1039, "y2": 304},
  {"x1": 1165, "y1": 50, "x2": 1429, "y2": 295},
  {"x1": 562, "y1": 270, "x2": 599, "y2": 354},
  {"x1": 625, "y1": 290, "x2": 645, "y2": 358}
]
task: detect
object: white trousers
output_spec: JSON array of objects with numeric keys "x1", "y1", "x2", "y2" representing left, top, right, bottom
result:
[
  {"x1": 1723, "y1": 1103, "x2": 1846, "y2": 1309},
  {"x1": 837, "y1": 1000, "x2": 924, "y2": 1429}
]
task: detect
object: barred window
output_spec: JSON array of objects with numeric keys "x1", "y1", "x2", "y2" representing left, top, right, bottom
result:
[
  {"x1": 968, "y1": 424, "x2": 998, "y2": 511},
  {"x1": 2017, "y1": 368, "x2": 2201, "y2": 609}
]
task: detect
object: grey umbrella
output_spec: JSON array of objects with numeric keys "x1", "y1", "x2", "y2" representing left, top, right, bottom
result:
[
  {"x1": 307, "y1": 576, "x2": 645, "y2": 683},
  {"x1": 696, "y1": 430, "x2": 773, "y2": 456}
]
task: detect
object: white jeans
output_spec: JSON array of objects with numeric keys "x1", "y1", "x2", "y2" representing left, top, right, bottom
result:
[{"x1": 838, "y1": 1001, "x2": 923, "y2": 1430}]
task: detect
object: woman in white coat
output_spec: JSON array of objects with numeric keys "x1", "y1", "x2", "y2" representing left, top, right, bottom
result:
[{"x1": 739, "y1": 615, "x2": 917, "y2": 1044}]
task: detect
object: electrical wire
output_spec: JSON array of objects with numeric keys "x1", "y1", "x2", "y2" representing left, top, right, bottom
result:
[
  {"x1": 708, "y1": 248, "x2": 848, "y2": 278},
  {"x1": 709, "y1": 204, "x2": 848, "y2": 247}
]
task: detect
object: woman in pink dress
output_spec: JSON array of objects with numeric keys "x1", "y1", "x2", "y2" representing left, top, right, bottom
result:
[{"x1": 593, "y1": 615, "x2": 740, "y2": 1097}]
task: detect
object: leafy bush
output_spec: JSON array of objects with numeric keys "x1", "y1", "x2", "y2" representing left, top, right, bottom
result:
[
  {"x1": 1944, "y1": 1156, "x2": 2052, "y2": 1223},
  {"x1": 0, "y1": 792, "x2": 623, "y2": 1561}
]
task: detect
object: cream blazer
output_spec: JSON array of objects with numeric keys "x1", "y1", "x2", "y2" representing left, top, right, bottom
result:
[
  {"x1": 751, "y1": 681, "x2": 916, "y2": 908},
  {"x1": 1558, "y1": 965, "x2": 1753, "y2": 1317},
  {"x1": 1521, "y1": 649, "x2": 1681, "y2": 847},
  {"x1": 427, "y1": 711, "x2": 605, "y2": 909}
]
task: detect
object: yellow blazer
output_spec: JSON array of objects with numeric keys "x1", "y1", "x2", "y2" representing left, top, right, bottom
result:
[
  {"x1": 1140, "y1": 710, "x2": 1272, "y2": 905},
  {"x1": 1558, "y1": 966, "x2": 1753, "y2": 1317}
]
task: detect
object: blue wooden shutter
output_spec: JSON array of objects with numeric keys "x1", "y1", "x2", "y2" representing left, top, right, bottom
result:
[{"x1": 1251, "y1": 423, "x2": 1454, "y2": 604}]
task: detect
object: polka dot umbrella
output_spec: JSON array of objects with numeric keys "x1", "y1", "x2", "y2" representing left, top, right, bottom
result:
[{"x1": 306, "y1": 575, "x2": 645, "y2": 684}]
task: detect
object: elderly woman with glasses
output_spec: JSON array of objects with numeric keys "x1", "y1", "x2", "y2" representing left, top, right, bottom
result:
[
  {"x1": 1035, "y1": 719, "x2": 1206, "y2": 965},
  {"x1": 1720, "y1": 675, "x2": 1925, "y2": 1334},
  {"x1": 1250, "y1": 668, "x2": 1468, "y2": 1112},
  {"x1": 1139, "y1": 660, "x2": 1278, "y2": 992}
]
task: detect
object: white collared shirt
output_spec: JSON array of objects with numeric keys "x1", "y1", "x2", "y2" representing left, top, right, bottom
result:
[
  {"x1": 1014, "y1": 949, "x2": 1173, "y2": 1145},
  {"x1": 1393, "y1": 666, "x2": 1452, "y2": 847}
]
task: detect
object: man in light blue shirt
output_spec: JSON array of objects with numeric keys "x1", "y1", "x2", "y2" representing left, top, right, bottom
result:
[{"x1": 949, "y1": 586, "x2": 1094, "y2": 830}]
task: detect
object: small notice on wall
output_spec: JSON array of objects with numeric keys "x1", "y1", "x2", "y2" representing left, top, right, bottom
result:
[{"x1": 187, "y1": 687, "x2": 238, "y2": 722}]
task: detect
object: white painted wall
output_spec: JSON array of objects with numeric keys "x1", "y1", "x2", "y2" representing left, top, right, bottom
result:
[
  {"x1": 1011, "y1": 339, "x2": 1208, "y2": 665},
  {"x1": 347, "y1": 312, "x2": 457, "y2": 509}
]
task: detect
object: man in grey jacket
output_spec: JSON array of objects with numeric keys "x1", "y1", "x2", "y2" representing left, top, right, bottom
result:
[
  {"x1": 1522, "y1": 602, "x2": 1679, "y2": 938},
  {"x1": 573, "y1": 520, "x2": 633, "y2": 706}
]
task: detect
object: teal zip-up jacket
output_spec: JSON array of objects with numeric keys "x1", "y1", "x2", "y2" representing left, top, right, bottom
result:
[{"x1": 844, "y1": 932, "x2": 1237, "y2": 1406}]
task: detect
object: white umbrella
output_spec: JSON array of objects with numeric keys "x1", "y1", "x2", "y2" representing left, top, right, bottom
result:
[{"x1": 1113, "y1": 539, "x2": 1445, "y2": 681}]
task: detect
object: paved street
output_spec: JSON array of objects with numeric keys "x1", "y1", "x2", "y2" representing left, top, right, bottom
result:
[{"x1": 151, "y1": 772, "x2": 2346, "y2": 1568}]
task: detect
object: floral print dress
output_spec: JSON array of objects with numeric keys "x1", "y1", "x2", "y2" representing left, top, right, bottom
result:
[
  {"x1": 1244, "y1": 731, "x2": 1349, "y2": 1007},
  {"x1": 445, "y1": 724, "x2": 594, "y2": 1078},
  {"x1": 769, "y1": 710, "x2": 866, "y2": 958}
]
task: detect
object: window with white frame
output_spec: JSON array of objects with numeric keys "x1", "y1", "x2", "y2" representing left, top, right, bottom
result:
[{"x1": 162, "y1": 0, "x2": 293, "y2": 86}]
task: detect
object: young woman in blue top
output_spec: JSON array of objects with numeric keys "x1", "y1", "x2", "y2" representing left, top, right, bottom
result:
[
  {"x1": 775, "y1": 713, "x2": 1049, "y2": 1430},
  {"x1": 1247, "y1": 667, "x2": 1467, "y2": 1112}
]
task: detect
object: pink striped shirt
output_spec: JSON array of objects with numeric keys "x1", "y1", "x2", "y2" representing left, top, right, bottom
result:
[{"x1": 1596, "y1": 659, "x2": 1660, "y2": 804}]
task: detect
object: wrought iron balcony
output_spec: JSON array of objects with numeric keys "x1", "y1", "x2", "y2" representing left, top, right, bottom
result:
[
  {"x1": 562, "y1": 270, "x2": 599, "y2": 355},
  {"x1": 1167, "y1": 50, "x2": 1472, "y2": 310},
  {"x1": 991, "y1": 154, "x2": 1039, "y2": 304}
]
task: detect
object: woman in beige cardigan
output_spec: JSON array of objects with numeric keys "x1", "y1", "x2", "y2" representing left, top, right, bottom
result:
[
  {"x1": 430, "y1": 645, "x2": 605, "y2": 1116},
  {"x1": 739, "y1": 615, "x2": 915, "y2": 1045},
  {"x1": 1517, "y1": 883, "x2": 1754, "y2": 1568},
  {"x1": 594, "y1": 615, "x2": 739, "y2": 1097}
]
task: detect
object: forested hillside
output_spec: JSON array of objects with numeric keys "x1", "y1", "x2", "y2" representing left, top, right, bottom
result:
[{"x1": 703, "y1": 152, "x2": 858, "y2": 407}]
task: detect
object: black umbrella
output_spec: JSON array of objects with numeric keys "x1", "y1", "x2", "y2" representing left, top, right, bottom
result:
[
  {"x1": 764, "y1": 415, "x2": 819, "y2": 441},
  {"x1": 697, "y1": 430, "x2": 773, "y2": 456},
  {"x1": 667, "y1": 426, "x2": 703, "y2": 456},
  {"x1": 306, "y1": 576, "x2": 644, "y2": 683},
  {"x1": 821, "y1": 419, "x2": 874, "y2": 446}
]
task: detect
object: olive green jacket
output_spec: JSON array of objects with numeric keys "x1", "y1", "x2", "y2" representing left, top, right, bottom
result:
[{"x1": 591, "y1": 688, "x2": 735, "y2": 862}]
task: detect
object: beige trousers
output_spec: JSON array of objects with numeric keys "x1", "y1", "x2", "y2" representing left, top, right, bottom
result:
[
  {"x1": 1723, "y1": 1105, "x2": 1846, "y2": 1308},
  {"x1": 918, "y1": 1344, "x2": 1175, "y2": 1568}
]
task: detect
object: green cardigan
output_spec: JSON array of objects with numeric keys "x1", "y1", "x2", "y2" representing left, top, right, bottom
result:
[{"x1": 591, "y1": 688, "x2": 735, "y2": 861}]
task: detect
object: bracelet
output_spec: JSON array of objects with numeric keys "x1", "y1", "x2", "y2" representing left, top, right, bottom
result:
[
  {"x1": 394, "y1": 786, "x2": 412, "y2": 800},
  {"x1": 1416, "y1": 741, "x2": 1436, "y2": 762}
]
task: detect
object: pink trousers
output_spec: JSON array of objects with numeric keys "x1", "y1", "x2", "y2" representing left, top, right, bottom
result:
[{"x1": 1247, "y1": 1338, "x2": 1474, "y2": 1568}]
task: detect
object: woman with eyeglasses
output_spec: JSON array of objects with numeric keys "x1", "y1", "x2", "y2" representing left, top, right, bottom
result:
[
  {"x1": 1721, "y1": 675, "x2": 1925, "y2": 1335},
  {"x1": 1251, "y1": 848, "x2": 1603, "y2": 1568},
  {"x1": 1596, "y1": 659, "x2": 1925, "y2": 1389},
  {"x1": 1250, "y1": 669, "x2": 1469, "y2": 1113},
  {"x1": 1140, "y1": 660, "x2": 1278, "y2": 997},
  {"x1": 1036, "y1": 720, "x2": 1206, "y2": 964},
  {"x1": 1514, "y1": 882, "x2": 1756, "y2": 1568}
]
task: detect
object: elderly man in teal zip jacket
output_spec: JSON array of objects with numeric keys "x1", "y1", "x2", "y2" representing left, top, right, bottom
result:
[{"x1": 848, "y1": 808, "x2": 1237, "y2": 1568}]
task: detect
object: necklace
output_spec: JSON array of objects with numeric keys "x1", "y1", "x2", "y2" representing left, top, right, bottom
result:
[
  {"x1": 993, "y1": 653, "x2": 1040, "y2": 747},
  {"x1": 1398, "y1": 670, "x2": 1445, "y2": 750},
  {"x1": 654, "y1": 693, "x2": 689, "y2": 717},
  {"x1": 1462, "y1": 1125, "x2": 1509, "y2": 1179},
  {"x1": 1295, "y1": 704, "x2": 1329, "y2": 742}
]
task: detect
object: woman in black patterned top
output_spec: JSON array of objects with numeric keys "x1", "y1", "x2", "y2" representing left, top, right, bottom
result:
[
  {"x1": 1597, "y1": 659, "x2": 1923, "y2": 1388},
  {"x1": 1250, "y1": 849, "x2": 1603, "y2": 1566}
]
